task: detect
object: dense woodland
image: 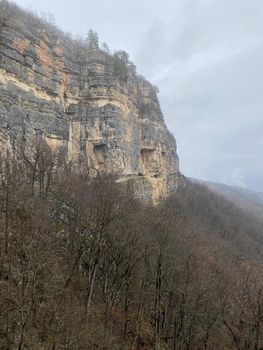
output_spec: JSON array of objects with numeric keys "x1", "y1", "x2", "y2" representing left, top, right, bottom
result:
[{"x1": 1, "y1": 144, "x2": 263, "y2": 350}]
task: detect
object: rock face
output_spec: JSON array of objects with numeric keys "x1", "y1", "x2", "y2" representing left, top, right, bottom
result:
[{"x1": 0, "y1": 2, "x2": 181, "y2": 202}]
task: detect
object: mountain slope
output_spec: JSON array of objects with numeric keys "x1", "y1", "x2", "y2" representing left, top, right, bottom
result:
[
  {"x1": 1, "y1": 166, "x2": 263, "y2": 349},
  {"x1": 194, "y1": 179, "x2": 263, "y2": 222}
]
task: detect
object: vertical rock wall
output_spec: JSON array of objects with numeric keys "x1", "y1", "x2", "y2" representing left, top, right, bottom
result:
[{"x1": 0, "y1": 2, "x2": 182, "y2": 202}]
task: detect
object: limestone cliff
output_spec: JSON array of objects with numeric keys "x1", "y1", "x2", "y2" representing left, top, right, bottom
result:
[{"x1": 0, "y1": 1, "x2": 181, "y2": 202}]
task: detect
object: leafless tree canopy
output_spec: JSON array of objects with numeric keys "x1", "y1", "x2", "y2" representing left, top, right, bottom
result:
[{"x1": 0, "y1": 150, "x2": 263, "y2": 350}]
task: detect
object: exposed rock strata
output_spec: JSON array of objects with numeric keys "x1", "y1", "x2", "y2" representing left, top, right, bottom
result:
[{"x1": 0, "y1": 3, "x2": 181, "y2": 202}]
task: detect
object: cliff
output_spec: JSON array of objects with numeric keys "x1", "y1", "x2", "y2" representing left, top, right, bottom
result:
[{"x1": 0, "y1": 1, "x2": 181, "y2": 202}]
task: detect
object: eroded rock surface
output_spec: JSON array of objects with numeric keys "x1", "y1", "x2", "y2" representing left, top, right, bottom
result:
[{"x1": 0, "y1": 2, "x2": 182, "y2": 202}]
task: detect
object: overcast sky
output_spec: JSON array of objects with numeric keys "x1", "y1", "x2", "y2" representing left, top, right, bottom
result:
[{"x1": 14, "y1": 0, "x2": 263, "y2": 192}]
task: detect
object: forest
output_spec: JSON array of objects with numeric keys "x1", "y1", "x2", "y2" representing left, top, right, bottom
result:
[{"x1": 1, "y1": 145, "x2": 263, "y2": 350}]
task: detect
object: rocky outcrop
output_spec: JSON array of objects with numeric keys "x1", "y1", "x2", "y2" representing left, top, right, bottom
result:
[{"x1": 0, "y1": 2, "x2": 181, "y2": 202}]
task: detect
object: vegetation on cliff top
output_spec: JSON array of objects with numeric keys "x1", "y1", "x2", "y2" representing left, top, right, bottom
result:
[{"x1": 0, "y1": 0, "x2": 142, "y2": 84}]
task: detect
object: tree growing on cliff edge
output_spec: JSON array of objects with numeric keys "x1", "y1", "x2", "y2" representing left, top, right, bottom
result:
[
  {"x1": 101, "y1": 41, "x2": 110, "y2": 54},
  {"x1": 85, "y1": 29, "x2": 99, "y2": 50},
  {"x1": 112, "y1": 50, "x2": 132, "y2": 81}
]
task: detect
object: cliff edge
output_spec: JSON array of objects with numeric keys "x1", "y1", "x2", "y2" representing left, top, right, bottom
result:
[{"x1": 0, "y1": 1, "x2": 182, "y2": 202}]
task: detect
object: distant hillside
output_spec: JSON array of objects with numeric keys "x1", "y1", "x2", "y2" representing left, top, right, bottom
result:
[{"x1": 191, "y1": 178, "x2": 263, "y2": 222}]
